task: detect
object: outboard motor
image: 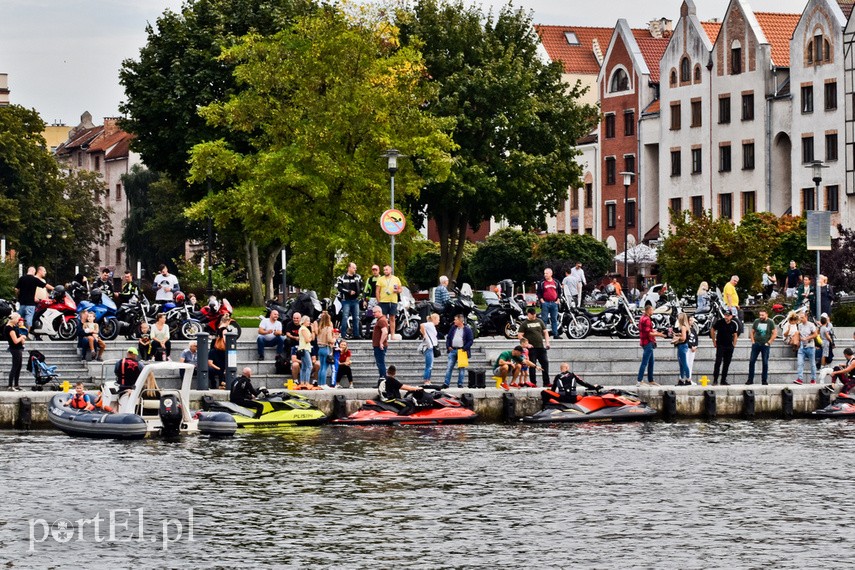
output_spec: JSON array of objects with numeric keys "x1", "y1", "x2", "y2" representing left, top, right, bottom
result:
[{"x1": 159, "y1": 394, "x2": 183, "y2": 436}]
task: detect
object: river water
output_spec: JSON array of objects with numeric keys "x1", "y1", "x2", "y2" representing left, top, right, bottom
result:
[{"x1": 1, "y1": 419, "x2": 853, "y2": 569}]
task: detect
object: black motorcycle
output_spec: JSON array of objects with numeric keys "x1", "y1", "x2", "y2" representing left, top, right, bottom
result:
[
  {"x1": 558, "y1": 297, "x2": 591, "y2": 339},
  {"x1": 423, "y1": 284, "x2": 478, "y2": 339},
  {"x1": 693, "y1": 291, "x2": 726, "y2": 336},
  {"x1": 575, "y1": 295, "x2": 639, "y2": 338},
  {"x1": 472, "y1": 280, "x2": 524, "y2": 339},
  {"x1": 115, "y1": 295, "x2": 161, "y2": 339}
]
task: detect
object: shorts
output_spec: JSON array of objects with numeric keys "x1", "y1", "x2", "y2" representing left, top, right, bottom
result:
[{"x1": 380, "y1": 302, "x2": 397, "y2": 317}]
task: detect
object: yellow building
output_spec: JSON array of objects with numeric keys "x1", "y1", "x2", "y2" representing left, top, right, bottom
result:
[{"x1": 42, "y1": 124, "x2": 72, "y2": 153}]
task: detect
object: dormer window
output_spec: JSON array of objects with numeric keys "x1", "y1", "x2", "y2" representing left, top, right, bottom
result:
[
  {"x1": 564, "y1": 31, "x2": 579, "y2": 45},
  {"x1": 609, "y1": 67, "x2": 630, "y2": 93}
]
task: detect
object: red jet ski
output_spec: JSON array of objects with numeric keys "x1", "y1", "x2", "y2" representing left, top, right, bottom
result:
[
  {"x1": 333, "y1": 388, "x2": 478, "y2": 426},
  {"x1": 522, "y1": 388, "x2": 656, "y2": 423},
  {"x1": 811, "y1": 392, "x2": 855, "y2": 419}
]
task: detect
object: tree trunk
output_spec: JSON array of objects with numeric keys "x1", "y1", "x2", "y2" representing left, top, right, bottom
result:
[
  {"x1": 435, "y1": 209, "x2": 470, "y2": 285},
  {"x1": 245, "y1": 237, "x2": 264, "y2": 306},
  {"x1": 264, "y1": 248, "x2": 279, "y2": 301}
]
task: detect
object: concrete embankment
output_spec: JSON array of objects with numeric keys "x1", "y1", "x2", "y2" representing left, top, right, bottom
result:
[{"x1": 1, "y1": 384, "x2": 837, "y2": 429}]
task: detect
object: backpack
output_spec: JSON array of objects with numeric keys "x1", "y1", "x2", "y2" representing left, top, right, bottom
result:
[{"x1": 274, "y1": 353, "x2": 290, "y2": 375}]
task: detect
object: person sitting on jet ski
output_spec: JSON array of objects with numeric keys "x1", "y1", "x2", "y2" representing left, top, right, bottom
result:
[
  {"x1": 830, "y1": 348, "x2": 855, "y2": 395},
  {"x1": 379, "y1": 365, "x2": 428, "y2": 415},
  {"x1": 230, "y1": 368, "x2": 269, "y2": 418},
  {"x1": 64, "y1": 382, "x2": 95, "y2": 411},
  {"x1": 542, "y1": 362, "x2": 602, "y2": 404}
]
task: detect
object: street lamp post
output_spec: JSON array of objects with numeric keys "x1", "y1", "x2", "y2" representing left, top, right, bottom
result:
[
  {"x1": 620, "y1": 171, "x2": 635, "y2": 292},
  {"x1": 206, "y1": 181, "x2": 214, "y2": 297},
  {"x1": 809, "y1": 160, "x2": 828, "y2": 316},
  {"x1": 385, "y1": 149, "x2": 400, "y2": 274}
]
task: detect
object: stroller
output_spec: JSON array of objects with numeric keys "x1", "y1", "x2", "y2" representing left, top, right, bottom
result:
[{"x1": 26, "y1": 350, "x2": 60, "y2": 391}]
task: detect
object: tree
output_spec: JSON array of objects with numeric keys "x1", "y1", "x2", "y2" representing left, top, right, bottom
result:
[
  {"x1": 468, "y1": 228, "x2": 536, "y2": 289},
  {"x1": 186, "y1": 5, "x2": 454, "y2": 294},
  {"x1": 529, "y1": 233, "x2": 613, "y2": 285},
  {"x1": 0, "y1": 105, "x2": 110, "y2": 280},
  {"x1": 404, "y1": 239, "x2": 475, "y2": 291},
  {"x1": 397, "y1": 0, "x2": 599, "y2": 281}
]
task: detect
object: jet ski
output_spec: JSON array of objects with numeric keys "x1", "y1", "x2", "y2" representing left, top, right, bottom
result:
[
  {"x1": 205, "y1": 391, "x2": 328, "y2": 427},
  {"x1": 333, "y1": 388, "x2": 478, "y2": 426},
  {"x1": 522, "y1": 388, "x2": 657, "y2": 423},
  {"x1": 811, "y1": 392, "x2": 855, "y2": 419}
]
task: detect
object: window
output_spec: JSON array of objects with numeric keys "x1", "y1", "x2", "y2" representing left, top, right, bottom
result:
[
  {"x1": 719, "y1": 96, "x2": 731, "y2": 124},
  {"x1": 670, "y1": 198, "x2": 683, "y2": 217},
  {"x1": 564, "y1": 31, "x2": 579, "y2": 45},
  {"x1": 691, "y1": 100, "x2": 702, "y2": 127},
  {"x1": 606, "y1": 203, "x2": 616, "y2": 228},
  {"x1": 815, "y1": 35, "x2": 824, "y2": 62},
  {"x1": 670, "y1": 150, "x2": 681, "y2": 176},
  {"x1": 605, "y1": 114, "x2": 615, "y2": 138},
  {"x1": 571, "y1": 187, "x2": 579, "y2": 210},
  {"x1": 720, "y1": 193, "x2": 733, "y2": 219},
  {"x1": 77, "y1": 153, "x2": 82, "y2": 167},
  {"x1": 826, "y1": 133, "x2": 838, "y2": 161},
  {"x1": 731, "y1": 44, "x2": 742, "y2": 74},
  {"x1": 803, "y1": 188, "x2": 816, "y2": 212},
  {"x1": 624, "y1": 155, "x2": 635, "y2": 174},
  {"x1": 827, "y1": 185, "x2": 839, "y2": 212},
  {"x1": 691, "y1": 148, "x2": 702, "y2": 174},
  {"x1": 742, "y1": 191, "x2": 756, "y2": 215},
  {"x1": 605, "y1": 157, "x2": 616, "y2": 185},
  {"x1": 720, "y1": 145, "x2": 732, "y2": 172},
  {"x1": 115, "y1": 248, "x2": 122, "y2": 266},
  {"x1": 105, "y1": 185, "x2": 110, "y2": 200},
  {"x1": 691, "y1": 196, "x2": 704, "y2": 217},
  {"x1": 801, "y1": 85, "x2": 814, "y2": 113},
  {"x1": 802, "y1": 136, "x2": 815, "y2": 163},
  {"x1": 585, "y1": 183, "x2": 592, "y2": 208},
  {"x1": 115, "y1": 183, "x2": 122, "y2": 201},
  {"x1": 694, "y1": 65, "x2": 701, "y2": 82},
  {"x1": 680, "y1": 57, "x2": 691, "y2": 82},
  {"x1": 670, "y1": 70, "x2": 677, "y2": 87},
  {"x1": 743, "y1": 143, "x2": 755, "y2": 170},
  {"x1": 825, "y1": 39, "x2": 831, "y2": 62},
  {"x1": 94, "y1": 156, "x2": 100, "y2": 171},
  {"x1": 627, "y1": 200, "x2": 636, "y2": 227},
  {"x1": 624, "y1": 110, "x2": 635, "y2": 136},
  {"x1": 825, "y1": 82, "x2": 837, "y2": 110},
  {"x1": 670, "y1": 102, "x2": 681, "y2": 130},
  {"x1": 610, "y1": 68, "x2": 629, "y2": 92},
  {"x1": 742, "y1": 93, "x2": 754, "y2": 120}
]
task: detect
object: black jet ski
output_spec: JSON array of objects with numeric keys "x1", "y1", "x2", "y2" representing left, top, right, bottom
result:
[
  {"x1": 333, "y1": 388, "x2": 477, "y2": 425},
  {"x1": 522, "y1": 388, "x2": 656, "y2": 423},
  {"x1": 811, "y1": 392, "x2": 855, "y2": 419}
]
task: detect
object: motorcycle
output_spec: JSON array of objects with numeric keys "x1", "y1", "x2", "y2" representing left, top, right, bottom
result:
[
  {"x1": 115, "y1": 295, "x2": 162, "y2": 340},
  {"x1": 648, "y1": 291, "x2": 685, "y2": 337},
  {"x1": 31, "y1": 286, "x2": 79, "y2": 340},
  {"x1": 576, "y1": 294, "x2": 639, "y2": 338},
  {"x1": 165, "y1": 294, "x2": 203, "y2": 340},
  {"x1": 425, "y1": 283, "x2": 477, "y2": 338},
  {"x1": 0, "y1": 298, "x2": 12, "y2": 320},
  {"x1": 472, "y1": 279, "x2": 523, "y2": 339},
  {"x1": 395, "y1": 287, "x2": 421, "y2": 340},
  {"x1": 76, "y1": 288, "x2": 120, "y2": 340},
  {"x1": 193, "y1": 297, "x2": 242, "y2": 338},
  {"x1": 693, "y1": 290, "x2": 727, "y2": 336},
  {"x1": 558, "y1": 296, "x2": 591, "y2": 339}
]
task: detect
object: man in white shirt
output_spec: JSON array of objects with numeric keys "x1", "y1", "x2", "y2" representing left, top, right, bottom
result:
[
  {"x1": 256, "y1": 310, "x2": 284, "y2": 360},
  {"x1": 564, "y1": 262, "x2": 586, "y2": 307},
  {"x1": 153, "y1": 264, "x2": 179, "y2": 302}
]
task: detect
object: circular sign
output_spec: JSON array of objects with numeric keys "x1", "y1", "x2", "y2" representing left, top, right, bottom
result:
[{"x1": 380, "y1": 209, "x2": 406, "y2": 236}]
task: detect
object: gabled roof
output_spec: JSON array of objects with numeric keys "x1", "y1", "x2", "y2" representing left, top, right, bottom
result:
[
  {"x1": 754, "y1": 12, "x2": 801, "y2": 66},
  {"x1": 838, "y1": 0, "x2": 855, "y2": 18},
  {"x1": 535, "y1": 25, "x2": 615, "y2": 74},
  {"x1": 632, "y1": 31, "x2": 670, "y2": 82},
  {"x1": 598, "y1": 20, "x2": 671, "y2": 86},
  {"x1": 58, "y1": 126, "x2": 101, "y2": 152},
  {"x1": 701, "y1": 21, "x2": 722, "y2": 43},
  {"x1": 55, "y1": 123, "x2": 134, "y2": 161}
]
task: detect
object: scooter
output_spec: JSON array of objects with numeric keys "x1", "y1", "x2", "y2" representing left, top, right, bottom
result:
[
  {"x1": 76, "y1": 288, "x2": 120, "y2": 340},
  {"x1": 31, "y1": 286, "x2": 79, "y2": 340}
]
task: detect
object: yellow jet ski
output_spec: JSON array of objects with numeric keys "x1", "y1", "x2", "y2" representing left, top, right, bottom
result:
[{"x1": 205, "y1": 391, "x2": 327, "y2": 427}]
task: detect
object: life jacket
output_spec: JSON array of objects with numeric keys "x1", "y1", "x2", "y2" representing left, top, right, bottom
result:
[
  {"x1": 554, "y1": 372, "x2": 578, "y2": 394},
  {"x1": 92, "y1": 391, "x2": 114, "y2": 413},
  {"x1": 69, "y1": 393, "x2": 91, "y2": 410}
]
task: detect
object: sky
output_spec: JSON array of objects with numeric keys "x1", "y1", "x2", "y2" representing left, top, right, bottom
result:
[{"x1": 0, "y1": 0, "x2": 813, "y2": 127}]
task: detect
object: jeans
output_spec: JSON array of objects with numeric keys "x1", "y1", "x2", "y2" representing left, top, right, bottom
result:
[
  {"x1": 299, "y1": 350, "x2": 312, "y2": 383},
  {"x1": 318, "y1": 346, "x2": 331, "y2": 386},
  {"x1": 373, "y1": 346, "x2": 387, "y2": 379},
  {"x1": 423, "y1": 348, "x2": 434, "y2": 380},
  {"x1": 747, "y1": 343, "x2": 770, "y2": 384},
  {"x1": 676, "y1": 343, "x2": 690, "y2": 380},
  {"x1": 19, "y1": 305, "x2": 35, "y2": 329},
  {"x1": 340, "y1": 299, "x2": 361, "y2": 338},
  {"x1": 797, "y1": 345, "x2": 817, "y2": 381},
  {"x1": 541, "y1": 301, "x2": 559, "y2": 337},
  {"x1": 713, "y1": 348, "x2": 734, "y2": 384},
  {"x1": 444, "y1": 349, "x2": 466, "y2": 387},
  {"x1": 256, "y1": 335, "x2": 284, "y2": 358},
  {"x1": 637, "y1": 343, "x2": 655, "y2": 383}
]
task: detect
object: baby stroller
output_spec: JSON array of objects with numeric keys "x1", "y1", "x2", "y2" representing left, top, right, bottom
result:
[{"x1": 26, "y1": 350, "x2": 60, "y2": 391}]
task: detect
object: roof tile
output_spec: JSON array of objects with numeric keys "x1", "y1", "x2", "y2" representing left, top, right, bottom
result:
[
  {"x1": 754, "y1": 12, "x2": 801, "y2": 67},
  {"x1": 632, "y1": 31, "x2": 670, "y2": 82},
  {"x1": 701, "y1": 21, "x2": 722, "y2": 44},
  {"x1": 535, "y1": 25, "x2": 615, "y2": 75}
]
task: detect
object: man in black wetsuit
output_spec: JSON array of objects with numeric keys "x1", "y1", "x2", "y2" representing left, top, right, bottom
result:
[
  {"x1": 230, "y1": 368, "x2": 268, "y2": 418},
  {"x1": 542, "y1": 362, "x2": 602, "y2": 404},
  {"x1": 379, "y1": 365, "x2": 425, "y2": 414}
]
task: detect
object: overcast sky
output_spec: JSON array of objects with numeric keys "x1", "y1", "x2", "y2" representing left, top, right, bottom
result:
[{"x1": 0, "y1": 0, "x2": 811, "y2": 126}]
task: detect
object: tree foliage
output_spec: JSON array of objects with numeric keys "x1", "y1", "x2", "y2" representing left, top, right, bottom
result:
[
  {"x1": 404, "y1": 239, "x2": 475, "y2": 291},
  {"x1": 397, "y1": 0, "x2": 599, "y2": 280},
  {"x1": 529, "y1": 233, "x2": 613, "y2": 284},
  {"x1": 0, "y1": 105, "x2": 110, "y2": 280},
  {"x1": 186, "y1": 5, "x2": 454, "y2": 292},
  {"x1": 467, "y1": 228, "x2": 536, "y2": 289}
]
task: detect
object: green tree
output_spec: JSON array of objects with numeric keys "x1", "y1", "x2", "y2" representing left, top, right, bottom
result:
[
  {"x1": 468, "y1": 228, "x2": 536, "y2": 289},
  {"x1": 397, "y1": 0, "x2": 599, "y2": 281},
  {"x1": 186, "y1": 5, "x2": 454, "y2": 294},
  {"x1": 404, "y1": 239, "x2": 475, "y2": 291},
  {"x1": 530, "y1": 233, "x2": 613, "y2": 284}
]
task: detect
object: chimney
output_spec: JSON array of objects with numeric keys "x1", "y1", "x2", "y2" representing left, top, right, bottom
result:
[
  {"x1": 0, "y1": 73, "x2": 9, "y2": 106},
  {"x1": 103, "y1": 117, "x2": 121, "y2": 136},
  {"x1": 648, "y1": 18, "x2": 673, "y2": 38}
]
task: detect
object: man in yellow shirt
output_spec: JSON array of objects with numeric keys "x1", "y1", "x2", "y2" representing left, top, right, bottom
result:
[
  {"x1": 723, "y1": 275, "x2": 739, "y2": 316},
  {"x1": 377, "y1": 265, "x2": 402, "y2": 337}
]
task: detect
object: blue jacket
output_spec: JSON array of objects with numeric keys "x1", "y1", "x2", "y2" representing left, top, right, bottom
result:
[{"x1": 445, "y1": 324, "x2": 474, "y2": 355}]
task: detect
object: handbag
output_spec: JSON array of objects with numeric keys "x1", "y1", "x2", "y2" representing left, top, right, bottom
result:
[
  {"x1": 326, "y1": 353, "x2": 335, "y2": 365},
  {"x1": 433, "y1": 346, "x2": 441, "y2": 358},
  {"x1": 457, "y1": 349, "x2": 469, "y2": 368},
  {"x1": 296, "y1": 349, "x2": 306, "y2": 359},
  {"x1": 213, "y1": 336, "x2": 226, "y2": 351}
]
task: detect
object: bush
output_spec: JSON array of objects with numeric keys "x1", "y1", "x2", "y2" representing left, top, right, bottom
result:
[
  {"x1": 832, "y1": 303, "x2": 855, "y2": 327},
  {"x1": 529, "y1": 233, "x2": 614, "y2": 285},
  {"x1": 0, "y1": 262, "x2": 18, "y2": 300},
  {"x1": 173, "y1": 257, "x2": 239, "y2": 293},
  {"x1": 468, "y1": 228, "x2": 536, "y2": 289}
]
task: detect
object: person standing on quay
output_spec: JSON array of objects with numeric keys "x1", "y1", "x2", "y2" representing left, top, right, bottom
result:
[
  {"x1": 637, "y1": 305, "x2": 663, "y2": 386},
  {"x1": 377, "y1": 265, "x2": 402, "y2": 338},
  {"x1": 672, "y1": 312, "x2": 691, "y2": 386},
  {"x1": 443, "y1": 314, "x2": 473, "y2": 389},
  {"x1": 371, "y1": 305, "x2": 389, "y2": 380},
  {"x1": 761, "y1": 265, "x2": 777, "y2": 298},
  {"x1": 686, "y1": 315, "x2": 699, "y2": 380},
  {"x1": 336, "y1": 262, "x2": 363, "y2": 340},
  {"x1": 518, "y1": 307, "x2": 551, "y2": 387},
  {"x1": 4, "y1": 312, "x2": 25, "y2": 390},
  {"x1": 747, "y1": 309, "x2": 777, "y2": 385},
  {"x1": 785, "y1": 260, "x2": 801, "y2": 298},
  {"x1": 537, "y1": 267, "x2": 560, "y2": 338},
  {"x1": 795, "y1": 311, "x2": 818, "y2": 384},
  {"x1": 710, "y1": 312, "x2": 739, "y2": 385}
]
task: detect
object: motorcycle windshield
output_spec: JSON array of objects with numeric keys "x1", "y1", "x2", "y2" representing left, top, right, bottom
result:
[
  {"x1": 222, "y1": 298, "x2": 233, "y2": 314},
  {"x1": 64, "y1": 294, "x2": 76, "y2": 311},
  {"x1": 400, "y1": 287, "x2": 414, "y2": 307},
  {"x1": 101, "y1": 293, "x2": 117, "y2": 310}
]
